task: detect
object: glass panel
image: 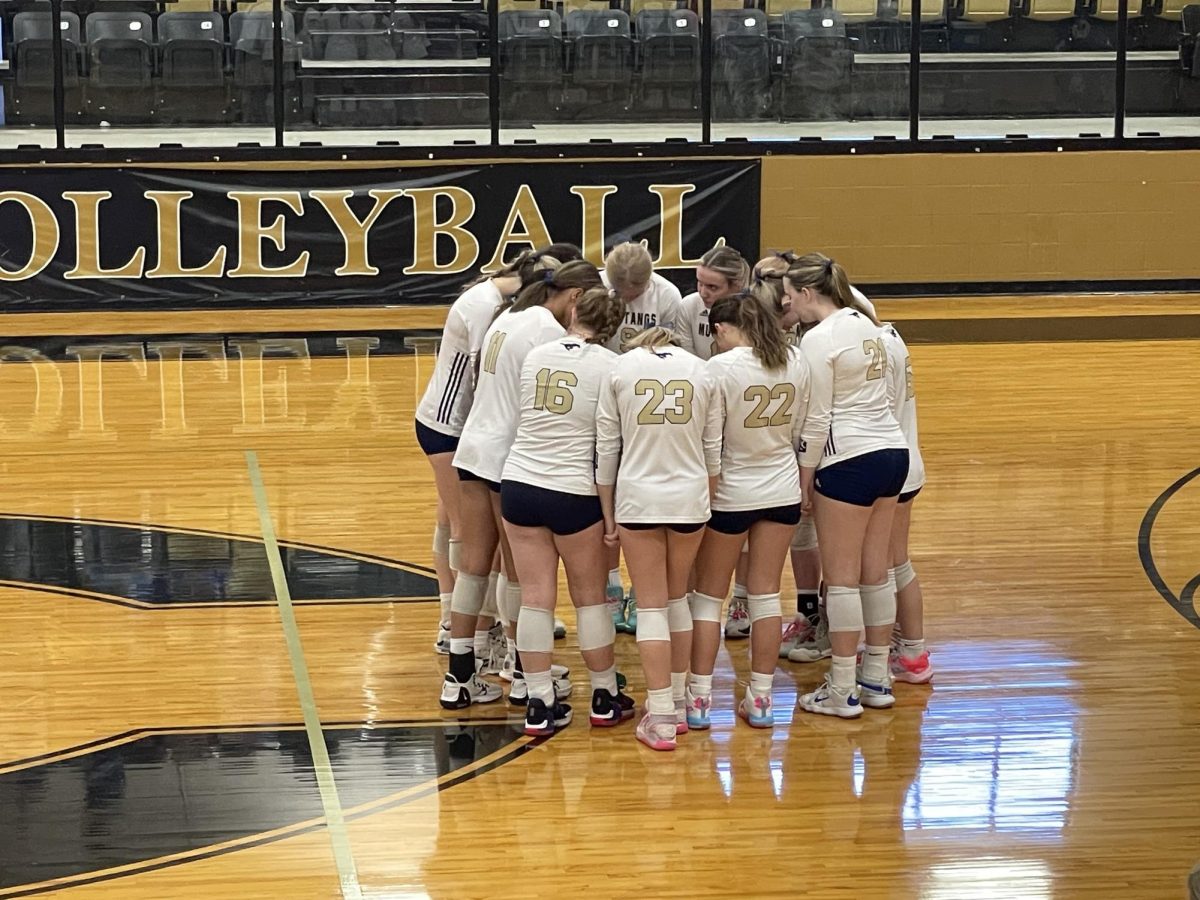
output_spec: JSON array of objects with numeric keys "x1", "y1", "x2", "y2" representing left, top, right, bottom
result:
[
  {"x1": 715, "y1": 0, "x2": 909, "y2": 141},
  {"x1": 1125, "y1": 0, "x2": 1198, "y2": 136},
  {"x1": 2, "y1": 4, "x2": 82, "y2": 149},
  {"x1": 918, "y1": 0, "x2": 1116, "y2": 139},
  {"x1": 499, "y1": 0, "x2": 700, "y2": 144},
  {"x1": 285, "y1": 0, "x2": 491, "y2": 146}
]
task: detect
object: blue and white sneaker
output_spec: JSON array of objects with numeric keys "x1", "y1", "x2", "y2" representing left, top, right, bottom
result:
[
  {"x1": 684, "y1": 685, "x2": 711, "y2": 730},
  {"x1": 606, "y1": 583, "x2": 625, "y2": 628},
  {"x1": 798, "y1": 677, "x2": 863, "y2": 718},
  {"x1": 738, "y1": 690, "x2": 774, "y2": 728},
  {"x1": 856, "y1": 670, "x2": 896, "y2": 709}
]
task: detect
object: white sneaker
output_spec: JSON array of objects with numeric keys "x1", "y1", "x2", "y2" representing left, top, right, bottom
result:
[
  {"x1": 477, "y1": 638, "x2": 504, "y2": 676},
  {"x1": 434, "y1": 621, "x2": 450, "y2": 655},
  {"x1": 440, "y1": 672, "x2": 503, "y2": 710},
  {"x1": 798, "y1": 677, "x2": 863, "y2": 718},
  {"x1": 788, "y1": 614, "x2": 831, "y2": 663},
  {"x1": 554, "y1": 617, "x2": 567, "y2": 639},
  {"x1": 779, "y1": 615, "x2": 814, "y2": 658},
  {"x1": 724, "y1": 599, "x2": 751, "y2": 639},
  {"x1": 508, "y1": 668, "x2": 573, "y2": 705},
  {"x1": 856, "y1": 665, "x2": 896, "y2": 709},
  {"x1": 499, "y1": 645, "x2": 516, "y2": 682}
]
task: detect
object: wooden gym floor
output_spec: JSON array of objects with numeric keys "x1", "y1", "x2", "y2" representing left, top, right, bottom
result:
[{"x1": 0, "y1": 294, "x2": 1197, "y2": 899}]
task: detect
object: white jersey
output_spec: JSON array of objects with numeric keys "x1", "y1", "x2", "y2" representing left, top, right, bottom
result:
[
  {"x1": 799, "y1": 307, "x2": 906, "y2": 471},
  {"x1": 595, "y1": 345, "x2": 721, "y2": 524},
  {"x1": 414, "y1": 280, "x2": 504, "y2": 437},
  {"x1": 601, "y1": 272, "x2": 684, "y2": 353},
  {"x1": 502, "y1": 337, "x2": 619, "y2": 496},
  {"x1": 706, "y1": 346, "x2": 812, "y2": 512},
  {"x1": 453, "y1": 305, "x2": 565, "y2": 482},
  {"x1": 881, "y1": 323, "x2": 926, "y2": 494},
  {"x1": 674, "y1": 292, "x2": 717, "y2": 360}
]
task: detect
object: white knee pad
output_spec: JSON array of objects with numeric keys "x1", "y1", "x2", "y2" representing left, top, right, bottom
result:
[
  {"x1": 433, "y1": 525, "x2": 450, "y2": 559},
  {"x1": 861, "y1": 581, "x2": 896, "y2": 628},
  {"x1": 688, "y1": 591, "x2": 723, "y2": 624},
  {"x1": 516, "y1": 606, "x2": 554, "y2": 654},
  {"x1": 501, "y1": 581, "x2": 522, "y2": 628},
  {"x1": 448, "y1": 539, "x2": 463, "y2": 572},
  {"x1": 892, "y1": 560, "x2": 916, "y2": 592},
  {"x1": 791, "y1": 516, "x2": 817, "y2": 551},
  {"x1": 635, "y1": 606, "x2": 671, "y2": 643},
  {"x1": 825, "y1": 585, "x2": 865, "y2": 634},
  {"x1": 667, "y1": 596, "x2": 692, "y2": 634},
  {"x1": 450, "y1": 573, "x2": 489, "y2": 616},
  {"x1": 576, "y1": 603, "x2": 615, "y2": 651},
  {"x1": 747, "y1": 592, "x2": 782, "y2": 624},
  {"x1": 481, "y1": 571, "x2": 501, "y2": 618}
]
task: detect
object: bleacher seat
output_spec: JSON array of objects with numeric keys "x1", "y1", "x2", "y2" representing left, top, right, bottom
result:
[
  {"x1": 630, "y1": 0, "x2": 681, "y2": 13},
  {"x1": 1182, "y1": 3, "x2": 1200, "y2": 73},
  {"x1": 158, "y1": 11, "x2": 228, "y2": 121},
  {"x1": 12, "y1": 11, "x2": 83, "y2": 122},
  {"x1": 951, "y1": 0, "x2": 1013, "y2": 49},
  {"x1": 566, "y1": 7, "x2": 632, "y2": 95},
  {"x1": 779, "y1": 8, "x2": 852, "y2": 115},
  {"x1": 499, "y1": 8, "x2": 564, "y2": 88},
  {"x1": 85, "y1": 12, "x2": 154, "y2": 94},
  {"x1": 767, "y1": 0, "x2": 814, "y2": 15},
  {"x1": 712, "y1": 8, "x2": 771, "y2": 117},
  {"x1": 230, "y1": 10, "x2": 300, "y2": 122},
  {"x1": 635, "y1": 8, "x2": 699, "y2": 110}
]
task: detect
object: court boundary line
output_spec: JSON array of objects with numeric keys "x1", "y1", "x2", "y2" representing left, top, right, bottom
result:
[{"x1": 1137, "y1": 467, "x2": 1200, "y2": 630}]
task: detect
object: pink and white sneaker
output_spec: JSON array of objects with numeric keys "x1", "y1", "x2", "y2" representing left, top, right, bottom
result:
[
  {"x1": 738, "y1": 692, "x2": 774, "y2": 728},
  {"x1": 636, "y1": 713, "x2": 678, "y2": 751},
  {"x1": 890, "y1": 649, "x2": 933, "y2": 684},
  {"x1": 779, "y1": 615, "x2": 815, "y2": 658}
]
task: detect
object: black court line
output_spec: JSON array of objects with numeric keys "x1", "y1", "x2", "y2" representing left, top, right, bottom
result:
[{"x1": 1137, "y1": 467, "x2": 1200, "y2": 630}]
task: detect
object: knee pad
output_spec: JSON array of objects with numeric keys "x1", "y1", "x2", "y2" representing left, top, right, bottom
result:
[
  {"x1": 688, "y1": 591, "x2": 723, "y2": 624},
  {"x1": 576, "y1": 603, "x2": 615, "y2": 651},
  {"x1": 825, "y1": 585, "x2": 864, "y2": 634},
  {"x1": 861, "y1": 581, "x2": 896, "y2": 628},
  {"x1": 635, "y1": 606, "x2": 671, "y2": 643},
  {"x1": 667, "y1": 596, "x2": 692, "y2": 634},
  {"x1": 791, "y1": 516, "x2": 817, "y2": 551},
  {"x1": 448, "y1": 539, "x2": 463, "y2": 572},
  {"x1": 450, "y1": 573, "x2": 489, "y2": 616},
  {"x1": 481, "y1": 571, "x2": 501, "y2": 619},
  {"x1": 433, "y1": 525, "x2": 450, "y2": 559},
  {"x1": 747, "y1": 592, "x2": 782, "y2": 624},
  {"x1": 500, "y1": 580, "x2": 522, "y2": 627},
  {"x1": 892, "y1": 560, "x2": 916, "y2": 592},
  {"x1": 515, "y1": 606, "x2": 554, "y2": 654}
]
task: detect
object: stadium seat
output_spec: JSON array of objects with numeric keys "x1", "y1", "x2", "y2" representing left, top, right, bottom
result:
[
  {"x1": 951, "y1": 0, "x2": 1013, "y2": 49},
  {"x1": 630, "y1": 0, "x2": 682, "y2": 13},
  {"x1": 500, "y1": 9, "x2": 564, "y2": 82},
  {"x1": 230, "y1": 10, "x2": 300, "y2": 122},
  {"x1": 11, "y1": 11, "x2": 83, "y2": 123},
  {"x1": 779, "y1": 8, "x2": 852, "y2": 116},
  {"x1": 766, "y1": 0, "x2": 814, "y2": 14},
  {"x1": 85, "y1": 12, "x2": 154, "y2": 97},
  {"x1": 1182, "y1": 3, "x2": 1200, "y2": 74},
  {"x1": 635, "y1": 9, "x2": 699, "y2": 111},
  {"x1": 896, "y1": 0, "x2": 949, "y2": 48},
  {"x1": 712, "y1": 8, "x2": 771, "y2": 118},
  {"x1": 158, "y1": 11, "x2": 228, "y2": 122},
  {"x1": 566, "y1": 8, "x2": 633, "y2": 94}
]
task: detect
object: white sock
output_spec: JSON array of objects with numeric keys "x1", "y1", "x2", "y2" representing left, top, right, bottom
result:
[
  {"x1": 646, "y1": 686, "x2": 674, "y2": 716},
  {"x1": 733, "y1": 583, "x2": 747, "y2": 601},
  {"x1": 607, "y1": 568, "x2": 623, "y2": 591},
  {"x1": 899, "y1": 637, "x2": 926, "y2": 658},
  {"x1": 670, "y1": 671, "x2": 687, "y2": 703},
  {"x1": 749, "y1": 671, "x2": 773, "y2": 698},
  {"x1": 473, "y1": 629, "x2": 490, "y2": 657},
  {"x1": 525, "y1": 669, "x2": 555, "y2": 704},
  {"x1": 450, "y1": 637, "x2": 473, "y2": 656},
  {"x1": 590, "y1": 665, "x2": 618, "y2": 695},
  {"x1": 861, "y1": 645, "x2": 890, "y2": 685},
  {"x1": 829, "y1": 655, "x2": 856, "y2": 690},
  {"x1": 688, "y1": 672, "x2": 713, "y2": 696},
  {"x1": 438, "y1": 593, "x2": 452, "y2": 624},
  {"x1": 506, "y1": 636, "x2": 517, "y2": 658}
]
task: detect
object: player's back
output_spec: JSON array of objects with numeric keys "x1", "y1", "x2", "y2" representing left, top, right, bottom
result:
[{"x1": 881, "y1": 322, "x2": 926, "y2": 492}]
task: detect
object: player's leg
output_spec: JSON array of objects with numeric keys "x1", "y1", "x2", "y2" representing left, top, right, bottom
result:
[
  {"x1": 783, "y1": 514, "x2": 823, "y2": 659},
  {"x1": 665, "y1": 523, "x2": 706, "y2": 736},
  {"x1": 426, "y1": 450, "x2": 462, "y2": 655},
  {"x1": 857, "y1": 495, "x2": 900, "y2": 708},
  {"x1": 740, "y1": 516, "x2": 794, "y2": 728},
  {"x1": 620, "y1": 526, "x2": 676, "y2": 751},
  {"x1": 687, "y1": 523, "x2": 746, "y2": 730},
  {"x1": 724, "y1": 548, "x2": 751, "y2": 640},
  {"x1": 890, "y1": 494, "x2": 932, "y2": 684}
]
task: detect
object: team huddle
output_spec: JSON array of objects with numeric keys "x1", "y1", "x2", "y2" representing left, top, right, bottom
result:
[{"x1": 414, "y1": 241, "x2": 931, "y2": 752}]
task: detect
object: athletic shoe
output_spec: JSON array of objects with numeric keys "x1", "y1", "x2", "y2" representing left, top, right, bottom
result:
[
  {"x1": 589, "y1": 688, "x2": 636, "y2": 727},
  {"x1": 675, "y1": 701, "x2": 689, "y2": 735},
  {"x1": 499, "y1": 644, "x2": 516, "y2": 683},
  {"x1": 739, "y1": 692, "x2": 774, "y2": 728},
  {"x1": 857, "y1": 676, "x2": 895, "y2": 709},
  {"x1": 684, "y1": 686, "x2": 711, "y2": 731},
  {"x1": 798, "y1": 677, "x2": 863, "y2": 718},
  {"x1": 440, "y1": 672, "x2": 503, "y2": 710},
  {"x1": 524, "y1": 698, "x2": 572, "y2": 736},
  {"x1": 779, "y1": 614, "x2": 815, "y2": 658},
  {"x1": 606, "y1": 584, "x2": 625, "y2": 628},
  {"x1": 616, "y1": 670, "x2": 627, "y2": 691},
  {"x1": 788, "y1": 614, "x2": 832, "y2": 663},
  {"x1": 891, "y1": 649, "x2": 934, "y2": 684},
  {"x1": 508, "y1": 669, "x2": 573, "y2": 705},
  {"x1": 477, "y1": 641, "x2": 504, "y2": 677},
  {"x1": 635, "y1": 712, "x2": 677, "y2": 751},
  {"x1": 617, "y1": 594, "x2": 638, "y2": 635},
  {"x1": 724, "y1": 599, "x2": 751, "y2": 639},
  {"x1": 554, "y1": 617, "x2": 567, "y2": 640},
  {"x1": 434, "y1": 622, "x2": 451, "y2": 656}
]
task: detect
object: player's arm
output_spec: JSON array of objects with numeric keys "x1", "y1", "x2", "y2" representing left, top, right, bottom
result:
[
  {"x1": 799, "y1": 330, "x2": 834, "y2": 512},
  {"x1": 594, "y1": 372, "x2": 622, "y2": 547}
]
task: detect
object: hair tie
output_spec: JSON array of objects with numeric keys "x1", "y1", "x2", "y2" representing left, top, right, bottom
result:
[
  {"x1": 823, "y1": 258, "x2": 834, "y2": 276},
  {"x1": 752, "y1": 269, "x2": 765, "y2": 286},
  {"x1": 542, "y1": 269, "x2": 556, "y2": 285}
]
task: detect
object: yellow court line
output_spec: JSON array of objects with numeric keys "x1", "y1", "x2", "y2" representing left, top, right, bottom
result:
[{"x1": 245, "y1": 450, "x2": 364, "y2": 900}]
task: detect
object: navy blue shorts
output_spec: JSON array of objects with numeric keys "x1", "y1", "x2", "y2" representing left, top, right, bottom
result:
[
  {"x1": 708, "y1": 503, "x2": 803, "y2": 535},
  {"x1": 899, "y1": 487, "x2": 922, "y2": 504},
  {"x1": 501, "y1": 481, "x2": 603, "y2": 536},
  {"x1": 619, "y1": 521, "x2": 705, "y2": 534},
  {"x1": 415, "y1": 419, "x2": 460, "y2": 456},
  {"x1": 457, "y1": 467, "x2": 501, "y2": 493},
  {"x1": 815, "y1": 449, "x2": 909, "y2": 508}
]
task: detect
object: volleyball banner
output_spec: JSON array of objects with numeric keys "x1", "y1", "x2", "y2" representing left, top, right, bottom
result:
[{"x1": 0, "y1": 159, "x2": 760, "y2": 311}]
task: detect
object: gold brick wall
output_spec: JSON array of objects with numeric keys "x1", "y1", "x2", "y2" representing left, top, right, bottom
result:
[{"x1": 760, "y1": 151, "x2": 1200, "y2": 283}]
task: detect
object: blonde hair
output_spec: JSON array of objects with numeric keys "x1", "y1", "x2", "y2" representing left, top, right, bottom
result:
[
  {"x1": 699, "y1": 244, "x2": 750, "y2": 292},
  {"x1": 622, "y1": 326, "x2": 679, "y2": 353},
  {"x1": 574, "y1": 287, "x2": 625, "y2": 346},
  {"x1": 709, "y1": 292, "x2": 789, "y2": 371},
  {"x1": 604, "y1": 242, "x2": 653, "y2": 293},
  {"x1": 510, "y1": 260, "x2": 602, "y2": 313},
  {"x1": 784, "y1": 252, "x2": 880, "y2": 326}
]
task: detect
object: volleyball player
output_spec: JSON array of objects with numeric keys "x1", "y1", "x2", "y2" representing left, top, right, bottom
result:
[
  {"x1": 596, "y1": 328, "x2": 721, "y2": 750},
  {"x1": 880, "y1": 322, "x2": 932, "y2": 685},
  {"x1": 784, "y1": 253, "x2": 909, "y2": 718},
  {"x1": 601, "y1": 242, "x2": 685, "y2": 633},
  {"x1": 415, "y1": 244, "x2": 583, "y2": 656},
  {"x1": 440, "y1": 259, "x2": 602, "y2": 709},
  {"x1": 502, "y1": 286, "x2": 637, "y2": 735},
  {"x1": 686, "y1": 293, "x2": 810, "y2": 730}
]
